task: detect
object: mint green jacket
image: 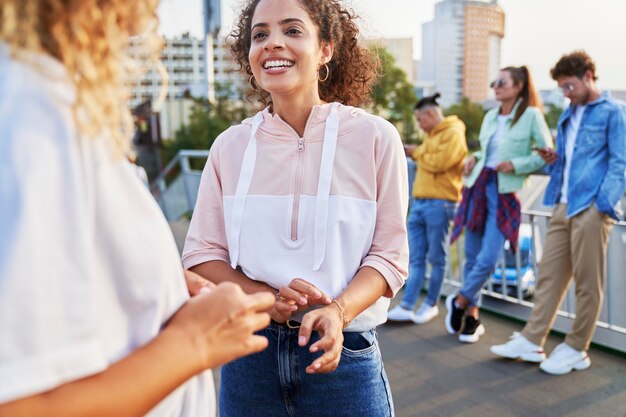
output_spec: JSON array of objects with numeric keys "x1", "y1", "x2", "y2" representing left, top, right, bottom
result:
[{"x1": 466, "y1": 102, "x2": 553, "y2": 194}]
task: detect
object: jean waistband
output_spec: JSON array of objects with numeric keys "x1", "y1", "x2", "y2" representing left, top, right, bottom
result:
[{"x1": 270, "y1": 319, "x2": 302, "y2": 330}]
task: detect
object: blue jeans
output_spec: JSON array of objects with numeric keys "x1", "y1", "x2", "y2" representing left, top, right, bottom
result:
[
  {"x1": 400, "y1": 199, "x2": 457, "y2": 309},
  {"x1": 460, "y1": 177, "x2": 506, "y2": 306},
  {"x1": 220, "y1": 323, "x2": 394, "y2": 417}
]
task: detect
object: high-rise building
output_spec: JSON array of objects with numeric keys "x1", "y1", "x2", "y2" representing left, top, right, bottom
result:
[
  {"x1": 419, "y1": 0, "x2": 505, "y2": 107},
  {"x1": 128, "y1": 33, "x2": 248, "y2": 139},
  {"x1": 128, "y1": 33, "x2": 206, "y2": 108},
  {"x1": 203, "y1": 0, "x2": 221, "y2": 102}
]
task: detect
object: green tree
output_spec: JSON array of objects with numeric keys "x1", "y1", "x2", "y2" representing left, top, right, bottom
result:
[
  {"x1": 544, "y1": 104, "x2": 563, "y2": 131},
  {"x1": 445, "y1": 98, "x2": 486, "y2": 151},
  {"x1": 162, "y1": 81, "x2": 254, "y2": 168},
  {"x1": 369, "y1": 46, "x2": 419, "y2": 143}
]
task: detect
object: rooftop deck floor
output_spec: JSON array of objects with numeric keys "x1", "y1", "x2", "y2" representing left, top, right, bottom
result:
[{"x1": 380, "y1": 298, "x2": 626, "y2": 417}]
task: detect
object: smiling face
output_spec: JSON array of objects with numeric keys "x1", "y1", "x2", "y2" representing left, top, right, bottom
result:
[{"x1": 248, "y1": 0, "x2": 333, "y2": 105}]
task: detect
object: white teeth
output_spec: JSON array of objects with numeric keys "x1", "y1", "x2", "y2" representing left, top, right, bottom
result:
[{"x1": 263, "y1": 60, "x2": 294, "y2": 69}]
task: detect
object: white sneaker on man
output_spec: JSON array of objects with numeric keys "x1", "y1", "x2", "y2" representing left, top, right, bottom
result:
[
  {"x1": 412, "y1": 303, "x2": 439, "y2": 324},
  {"x1": 539, "y1": 343, "x2": 591, "y2": 375},
  {"x1": 490, "y1": 332, "x2": 546, "y2": 363},
  {"x1": 387, "y1": 305, "x2": 414, "y2": 322}
]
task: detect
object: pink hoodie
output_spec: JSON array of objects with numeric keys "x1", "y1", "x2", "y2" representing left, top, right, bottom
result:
[{"x1": 183, "y1": 102, "x2": 408, "y2": 331}]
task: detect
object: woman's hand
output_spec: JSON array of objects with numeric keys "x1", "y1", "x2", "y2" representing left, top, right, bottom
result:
[
  {"x1": 495, "y1": 161, "x2": 515, "y2": 173},
  {"x1": 271, "y1": 278, "x2": 332, "y2": 323},
  {"x1": 184, "y1": 269, "x2": 216, "y2": 296},
  {"x1": 167, "y1": 282, "x2": 274, "y2": 371},
  {"x1": 297, "y1": 302, "x2": 345, "y2": 374},
  {"x1": 463, "y1": 155, "x2": 477, "y2": 176}
]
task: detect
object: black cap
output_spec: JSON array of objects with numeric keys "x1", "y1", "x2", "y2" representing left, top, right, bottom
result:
[{"x1": 414, "y1": 93, "x2": 441, "y2": 110}]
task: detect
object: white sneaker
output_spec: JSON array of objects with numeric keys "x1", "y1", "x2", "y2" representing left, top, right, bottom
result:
[
  {"x1": 387, "y1": 305, "x2": 414, "y2": 322},
  {"x1": 539, "y1": 343, "x2": 591, "y2": 375},
  {"x1": 490, "y1": 332, "x2": 546, "y2": 363},
  {"x1": 412, "y1": 303, "x2": 439, "y2": 324}
]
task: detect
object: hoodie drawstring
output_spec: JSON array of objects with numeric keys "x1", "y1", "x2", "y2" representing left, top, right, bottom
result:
[
  {"x1": 313, "y1": 103, "x2": 339, "y2": 270},
  {"x1": 229, "y1": 112, "x2": 263, "y2": 268},
  {"x1": 228, "y1": 104, "x2": 340, "y2": 271}
]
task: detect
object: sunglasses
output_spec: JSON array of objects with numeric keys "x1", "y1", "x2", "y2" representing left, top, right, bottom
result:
[
  {"x1": 559, "y1": 82, "x2": 575, "y2": 93},
  {"x1": 490, "y1": 79, "x2": 510, "y2": 89}
]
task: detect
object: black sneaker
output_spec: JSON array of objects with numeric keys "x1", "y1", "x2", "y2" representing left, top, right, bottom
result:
[
  {"x1": 458, "y1": 316, "x2": 486, "y2": 343},
  {"x1": 445, "y1": 294, "x2": 465, "y2": 334}
]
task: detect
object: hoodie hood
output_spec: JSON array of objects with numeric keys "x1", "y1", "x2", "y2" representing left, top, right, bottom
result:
[{"x1": 430, "y1": 115, "x2": 466, "y2": 137}]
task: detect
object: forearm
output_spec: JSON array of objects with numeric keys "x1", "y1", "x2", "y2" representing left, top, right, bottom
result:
[
  {"x1": 334, "y1": 266, "x2": 389, "y2": 326},
  {"x1": 510, "y1": 154, "x2": 546, "y2": 174},
  {"x1": 190, "y1": 260, "x2": 275, "y2": 294},
  {"x1": 0, "y1": 326, "x2": 201, "y2": 417}
]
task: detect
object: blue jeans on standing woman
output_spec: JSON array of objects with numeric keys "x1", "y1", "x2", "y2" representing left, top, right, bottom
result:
[
  {"x1": 460, "y1": 176, "x2": 506, "y2": 306},
  {"x1": 400, "y1": 199, "x2": 457, "y2": 309},
  {"x1": 220, "y1": 322, "x2": 394, "y2": 417}
]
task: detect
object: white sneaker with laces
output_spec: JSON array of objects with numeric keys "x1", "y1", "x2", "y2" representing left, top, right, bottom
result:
[
  {"x1": 490, "y1": 332, "x2": 546, "y2": 363},
  {"x1": 387, "y1": 305, "x2": 414, "y2": 322},
  {"x1": 412, "y1": 303, "x2": 439, "y2": 324},
  {"x1": 539, "y1": 343, "x2": 591, "y2": 375}
]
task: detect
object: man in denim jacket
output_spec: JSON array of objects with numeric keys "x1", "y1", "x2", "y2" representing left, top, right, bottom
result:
[{"x1": 491, "y1": 51, "x2": 626, "y2": 375}]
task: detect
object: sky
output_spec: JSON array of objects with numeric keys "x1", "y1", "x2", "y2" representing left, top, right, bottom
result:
[{"x1": 158, "y1": 0, "x2": 626, "y2": 91}]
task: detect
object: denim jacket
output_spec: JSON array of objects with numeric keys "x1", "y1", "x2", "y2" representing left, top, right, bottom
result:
[
  {"x1": 543, "y1": 92, "x2": 626, "y2": 220},
  {"x1": 467, "y1": 102, "x2": 553, "y2": 194}
]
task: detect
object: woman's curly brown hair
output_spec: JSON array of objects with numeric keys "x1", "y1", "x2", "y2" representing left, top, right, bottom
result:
[
  {"x1": 550, "y1": 50, "x2": 598, "y2": 81},
  {"x1": 229, "y1": 0, "x2": 380, "y2": 107}
]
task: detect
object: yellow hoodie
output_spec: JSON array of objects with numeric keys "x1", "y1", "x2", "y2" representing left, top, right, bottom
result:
[{"x1": 411, "y1": 115, "x2": 467, "y2": 202}]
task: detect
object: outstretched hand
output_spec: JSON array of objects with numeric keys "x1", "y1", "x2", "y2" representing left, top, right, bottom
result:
[{"x1": 168, "y1": 282, "x2": 274, "y2": 371}]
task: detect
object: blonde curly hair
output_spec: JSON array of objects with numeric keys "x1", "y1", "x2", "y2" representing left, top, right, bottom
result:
[{"x1": 0, "y1": 0, "x2": 163, "y2": 156}]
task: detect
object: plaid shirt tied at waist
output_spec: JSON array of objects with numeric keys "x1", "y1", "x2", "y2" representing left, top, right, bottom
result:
[{"x1": 450, "y1": 168, "x2": 521, "y2": 252}]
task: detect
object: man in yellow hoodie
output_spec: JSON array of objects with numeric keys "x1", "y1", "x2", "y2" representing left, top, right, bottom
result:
[{"x1": 388, "y1": 93, "x2": 468, "y2": 324}]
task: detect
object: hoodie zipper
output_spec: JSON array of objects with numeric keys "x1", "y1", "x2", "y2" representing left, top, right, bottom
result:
[
  {"x1": 291, "y1": 137, "x2": 305, "y2": 240},
  {"x1": 276, "y1": 108, "x2": 318, "y2": 241}
]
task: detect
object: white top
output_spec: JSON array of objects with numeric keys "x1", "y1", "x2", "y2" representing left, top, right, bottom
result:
[
  {"x1": 560, "y1": 105, "x2": 586, "y2": 203},
  {"x1": 183, "y1": 104, "x2": 409, "y2": 332},
  {"x1": 0, "y1": 44, "x2": 215, "y2": 415},
  {"x1": 485, "y1": 114, "x2": 510, "y2": 169}
]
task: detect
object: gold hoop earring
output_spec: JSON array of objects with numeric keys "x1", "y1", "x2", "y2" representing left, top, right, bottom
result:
[
  {"x1": 249, "y1": 74, "x2": 260, "y2": 91},
  {"x1": 318, "y1": 63, "x2": 330, "y2": 83}
]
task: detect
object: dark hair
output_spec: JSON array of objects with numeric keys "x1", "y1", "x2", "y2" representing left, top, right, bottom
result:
[
  {"x1": 414, "y1": 93, "x2": 441, "y2": 110},
  {"x1": 501, "y1": 66, "x2": 542, "y2": 127},
  {"x1": 229, "y1": 0, "x2": 380, "y2": 107},
  {"x1": 550, "y1": 50, "x2": 597, "y2": 81}
]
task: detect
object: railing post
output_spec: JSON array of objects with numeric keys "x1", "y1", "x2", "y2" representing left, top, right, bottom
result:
[
  {"x1": 180, "y1": 155, "x2": 196, "y2": 214},
  {"x1": 515, "y1": 243, "x2": 523, "y2": 301},
  {"x1": 157, "y1": 178, "x2": 170, "y2": 220}
]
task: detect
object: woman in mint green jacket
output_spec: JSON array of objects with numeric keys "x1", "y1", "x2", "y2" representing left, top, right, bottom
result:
[{"x1": 446, "y1": 66, "x2": 553, "y2": 343}]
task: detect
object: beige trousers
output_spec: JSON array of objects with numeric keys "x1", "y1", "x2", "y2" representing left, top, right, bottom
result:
[{"x1": 522, "y1": 204, "x2": 613, "y2": 351}]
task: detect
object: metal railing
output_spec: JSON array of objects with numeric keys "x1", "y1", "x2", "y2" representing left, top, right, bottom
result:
[
  {"x1": 443, "y1": 210, "x2": 626, "y2": 353},
  {"x1": 150, "y1": 150, "x2": 209, "y2": 221},
  {"x1": 151, "y1": 152, "x2": 626, "y2": 352}
]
